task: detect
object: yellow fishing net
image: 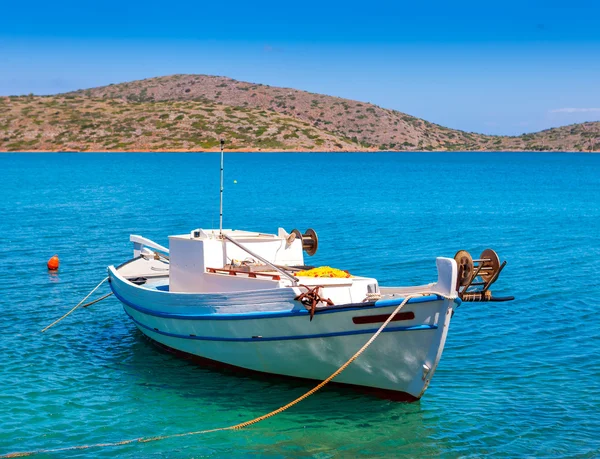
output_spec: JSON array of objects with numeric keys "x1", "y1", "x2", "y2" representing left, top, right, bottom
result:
[{"x1": 294, "y1": 266, "x2": 352, "y2": 278}]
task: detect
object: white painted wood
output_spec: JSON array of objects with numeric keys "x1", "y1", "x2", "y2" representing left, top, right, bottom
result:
[
  {"x1": 110, "y1": 265, "x2": 453, "y2": 398},
  {"x1": 168, "y1": 229, "x2": 304, "y2": 293},
  {"x1": 130, "y1": 234, "x2": 169, "y2": 258},
  {"x1": 109, "y1": 228, "x2": 459, "y2": 399}
]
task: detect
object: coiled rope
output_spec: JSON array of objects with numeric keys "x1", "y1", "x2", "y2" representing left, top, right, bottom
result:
[
  {"x1": 7, "y1": 292, "x2": 449, "y2": 458},
  {"x1": 364, "y1": 292, "x2": 382, "y2": 302},
  {"x1": 41, "y1": 277, "x2": 109, "y2": 333}
]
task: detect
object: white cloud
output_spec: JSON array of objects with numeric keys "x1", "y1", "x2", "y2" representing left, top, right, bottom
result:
[{"x1": 550, "y1": 108, "x2": 600, "y2": 113}]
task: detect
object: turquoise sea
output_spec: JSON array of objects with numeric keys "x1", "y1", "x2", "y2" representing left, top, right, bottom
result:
[{"x1": 1, "y1": 152, "x2": 599, "y2": 458}]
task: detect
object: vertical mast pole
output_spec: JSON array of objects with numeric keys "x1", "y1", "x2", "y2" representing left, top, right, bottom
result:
[{"x1": 219, "y1": 139, "x2": 224, "y2": 235}]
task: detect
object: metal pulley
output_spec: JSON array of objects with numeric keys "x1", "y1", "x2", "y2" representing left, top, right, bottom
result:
[
  {"x1": 478, "y1": 248, "x2": 500, "y2": 283},
  {"x1": 453, "y1": 248, "x2": 512, "y2": 302},
  {"x1": 454, "y1": 250, "x2": 474, "y2": 287},
  {"x1": 290, "y1": 228, "x2": 319, "y2": 256}
]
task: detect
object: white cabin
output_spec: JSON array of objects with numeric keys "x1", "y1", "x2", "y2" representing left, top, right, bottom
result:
[
  {"x1": 125, "y1": 228, "x2": 379, "y2": 305},
  {"x1": 169, "y1": 228, "x2": 303, "y2": 292}
]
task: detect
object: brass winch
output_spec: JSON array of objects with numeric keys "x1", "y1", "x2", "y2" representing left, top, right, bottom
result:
[{"x1": 454, "y1": 249, "x2": 513, "y2": 302}]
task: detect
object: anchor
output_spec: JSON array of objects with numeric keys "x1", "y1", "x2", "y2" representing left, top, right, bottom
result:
[{"x1": 295, "y1": 285, "x2": 334, "y2": 321}]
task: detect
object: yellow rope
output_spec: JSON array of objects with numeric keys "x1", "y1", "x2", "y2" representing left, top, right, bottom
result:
[
  {"x1": 41, "y1": 277, "x2": 109, "y2": 333},
  {"x1": 7, "y1": 293, "x2": 438, "y2": 458}
]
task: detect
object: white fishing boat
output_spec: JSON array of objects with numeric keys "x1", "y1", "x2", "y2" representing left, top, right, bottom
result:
[{"x1": 108, "y1": 143, "x2": 512, "y2": 401}]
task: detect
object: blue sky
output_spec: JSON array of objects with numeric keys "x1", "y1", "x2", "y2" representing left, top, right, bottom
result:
[{"x1": 1, "y1": 0, "x2": 599, "y2": 135}]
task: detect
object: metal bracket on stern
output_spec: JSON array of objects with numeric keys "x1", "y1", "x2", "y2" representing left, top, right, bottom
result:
[{"x1": 454, "y1": 249, "x2": 514, "y2": 302}]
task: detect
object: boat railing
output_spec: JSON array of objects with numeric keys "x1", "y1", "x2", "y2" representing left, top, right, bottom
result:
[
  {"x1": 130, "y1": 234, "x2": 169, "y2": 258},
  {"x1": 206, "y1": 267, "x2": 281, "y2": 281}
]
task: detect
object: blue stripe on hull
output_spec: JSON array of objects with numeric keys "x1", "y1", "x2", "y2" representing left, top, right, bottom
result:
[
  {"x1": 111, "y1": 287, "x2": 451, "y2": 321},
  {"x1": 125, "y1": 310, "x2": 438, "y2": 342}
]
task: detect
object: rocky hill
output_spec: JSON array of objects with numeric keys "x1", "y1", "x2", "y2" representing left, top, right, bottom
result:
[
  {"x1": 1, "y1": 74, "x2": 598, "y2": 152},
  {"x1": 0, "y1": 96, "x2": 359, "y2": 152}
]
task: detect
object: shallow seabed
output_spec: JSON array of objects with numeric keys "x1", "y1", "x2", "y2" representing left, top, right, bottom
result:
[{"x1": 1, "y1": 152, "x2": 599, "y2": 458}]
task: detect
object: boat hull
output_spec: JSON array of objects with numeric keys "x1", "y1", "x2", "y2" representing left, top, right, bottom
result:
[
  {"x1": 147, "y1": 338, "x2": 421, "y2": 401},
  {"x1": 109, "y1": 267, "x2": 456, "y2": 400}
]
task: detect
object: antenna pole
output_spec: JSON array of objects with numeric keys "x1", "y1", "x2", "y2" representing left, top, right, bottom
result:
[{"x1": 219, "y1": 139, "x2": 224, "y2": 235}]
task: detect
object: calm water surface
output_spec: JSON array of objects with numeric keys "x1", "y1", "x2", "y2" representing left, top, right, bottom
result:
[{"x1": 1, "y1": 152, "x2": 599, "y2": 458}]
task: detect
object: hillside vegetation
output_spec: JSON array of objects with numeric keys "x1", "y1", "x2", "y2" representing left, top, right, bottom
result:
[
  {"x1": 1, "y1": 74, "x2": 598, "y2": 152},
  {"x1": 0, "y1": 95, "x2": 356, "y2": 152}
]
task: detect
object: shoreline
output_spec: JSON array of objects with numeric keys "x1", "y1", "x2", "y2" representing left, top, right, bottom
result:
[{"x1": 1, "y1": 149, "x2": 598, "y2": 154}]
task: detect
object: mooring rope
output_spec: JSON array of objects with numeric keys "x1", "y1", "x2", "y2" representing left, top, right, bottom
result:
[
  {"x1": 82, "y1": 292, "x2": 113, "y2": 308},
  {"x1": 8, "y1": 292, "x2": 451, "y2": 458},
  {"x1": 41, "y1": 277, "x2": 109, "y2": 333}
]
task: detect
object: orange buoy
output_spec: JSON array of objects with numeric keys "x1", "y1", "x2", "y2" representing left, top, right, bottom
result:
[{"x1": 47, "y1": 255, "x2": 59, "y2": 271}]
